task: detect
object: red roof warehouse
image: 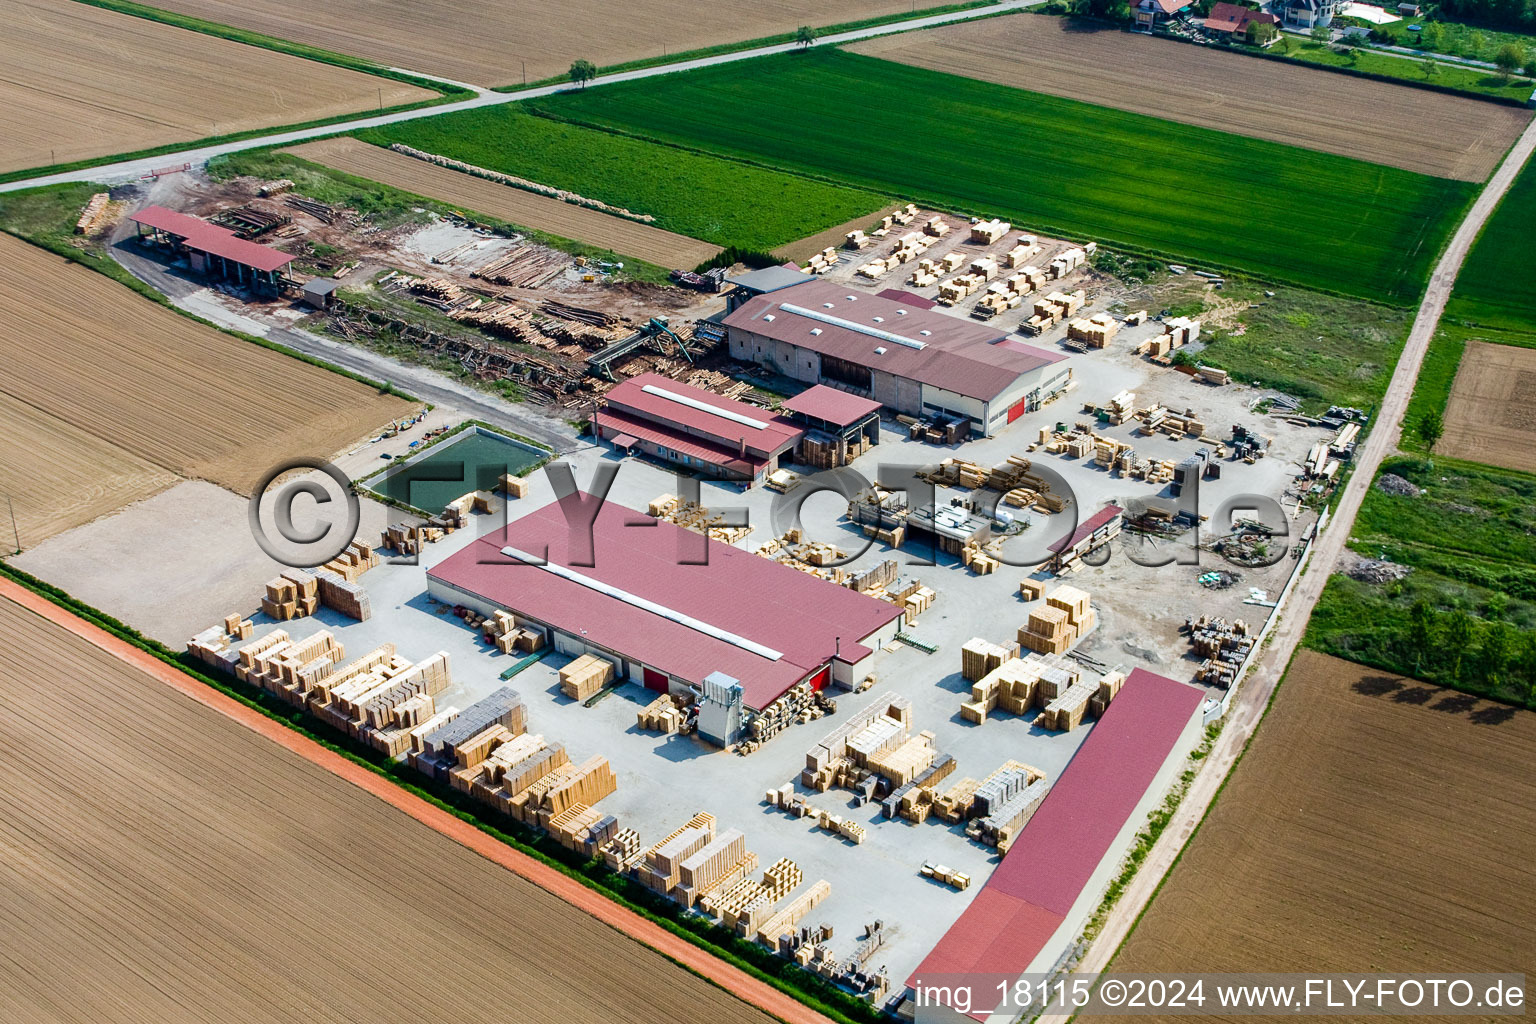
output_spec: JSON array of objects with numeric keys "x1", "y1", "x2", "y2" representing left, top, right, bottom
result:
[
  {"x1": 908, "y1": 667, "x2": 1205, "y2": 1019},
  {"x1": 128, "y1": 205, "x2": 294, "y2": 291},
  {"x1": 592, "y1": 373, "x2": 803, "y2": 483},
  {"x1": 426, "y1": 494, "x2": 904, "y2": 709}
]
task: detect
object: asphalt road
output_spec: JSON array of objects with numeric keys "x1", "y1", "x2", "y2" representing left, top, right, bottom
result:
[
  {"x1": 1043, "y1": 113, "x2": 1536, "y2": 1005},
  {"x1": 0, "y1": 0, "x2": 1035, "y2": 193}
]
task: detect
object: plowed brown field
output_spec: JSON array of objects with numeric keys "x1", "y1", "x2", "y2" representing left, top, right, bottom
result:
[
  {"x1": 0, "y1": 233, "x2": 411, "y2": 521},
  {"x1": 1440, "y1": 339, "x2": 1536, "y2": 472},
  {"x1": 850, "y1": 15, "x2": 1529, "y2": 181},
  {"x1": 1080, "y1": 650, "x2": 1536, "y2": 1024},
  {"x1": 0, "y1": 593, "x2": 782, "y2": 1024},
  {"x1": 0, "y1": 0, "x2": 431, "y2": 174},
  {"x1": 284, "y1": 137, "x2": 722, "y2": 267},
  {"x1": 138, "y1": 0, "x2": 917, "y2": 87}
]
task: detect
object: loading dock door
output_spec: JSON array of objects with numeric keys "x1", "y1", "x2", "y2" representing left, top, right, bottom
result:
[
  {"x1": 1007, "y1": 397, "x2": 1028, "y2": 423},
  {"x1": 643, "y1": 667, "x2": 669, "y2": 692},
  {"x1": 807, "y1": 666, "x2": 831, "y2": 691}
]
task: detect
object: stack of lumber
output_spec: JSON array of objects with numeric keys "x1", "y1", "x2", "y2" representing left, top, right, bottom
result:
[
  {"x1": 407, "y1": 686, "x2": 522, "y2": 777},
  {"x1": 755, "y1": 879, "x2": 831, "y2": 946},
  {"x1": 559, "y1": 653, "x2": 615, "y2": 700},
  {"x1": 901, "y1": 584, "x2": 935, "y2": 625},
  {"x1": 801, "y1": 696, "x2": 912, "y2": 790},
  {"x1": 961, "y1": 637, "x2": 1015, "y2": 681},
  {"x1": 600, "y1": 827, "x2": 644, "y2": 872},
  {"x1": 932, "y1": 776, "x2": 981, "y2": 823},
  {"x1": 380, "y1": 522, "x2": 445, "y2": 555},
  {"x1": 1018, "y1": 585, "x2": 1096, "y2": 655},
  {"x1": 261, "y1": 570, "x2": 319, "y2": 620},
  {"x1": 971, "y1": 777, "x2": 1050, "y2": 851},
  {"x1": 1019, "y1": 578, "x2": 1046, "y2": 600},
  {"x1": 963, "y1": 655, "x2": 1043, "y2": 724},
  {"x1": 673, "y1": 827, "x2": 751, "y2": 907},
  {"x1": 845, "y1": 229, "x2": 870, "y2": 249},
  {"x1": 712, "y1": 858, "x2": 802, "y2": 933},
  {"x1": 1105, "y1": 389, "x2": 1137, "y2": 425},
  {"x1": 483, "y1": 609, "x2": 545, "y2": 655},
  {"x1": 865, "y1": 730, "x2": 937, "y2": 787},
  {"x1": 921, "y1": 861, "x2": 972, "y2": 891},
  {"x1": 1047, "y1": 246, "x2": 1090, "y2": 279},
  {"x1": 804, "y1": 246, "x2": 839, "y2": 274},
  {"x1": 547, "y1": 804, "x2": 619, "y2": 855},
  {"x1": 186, "y1": 614, "x2": 256, "y2": 670},
  {"x1": 314, "y1": 568, "x2": 371, "y2": 621},
  {"x1": 1067, "y1": 313, "x2": 1119, "y2": 348},
  {"x1": 322, "y1": 540, "x2": 380, "y2": 582},
  {"x1": 512, "y1": 754, "x2": 618, "y2": 828},
  {"x1": 814, "y1": 809, "x2": 866, "y2": 845},
  {"x1": 1002, "y1": 237, "x2": 1040, "y2": 268},
  {"x1": 1139, "y1": 405, "x2": 1208, "y2": 440},
  {"x1": 498, "y1": 473, "x2": 530, "y2": 499},
  {"x1": 638, "y1": 692, "x2": 691, "y2": 734},
  {"x1": 257, "y1": 178, "x2": 294, "y2": 197},
  {"x1": 969, "y1": 218, "x2": 1011, "y2": 244},
  {"x1": 921, "y1": 214, "x2": 949, "y2": 237},
  {"x1": 638, "y1": 813, "x2": 717, "y2": 895},
  {"x1": 75, "y1": 193, "x2": 111, "y2": 234},
  {"x1": 961, "y1": 541, "x2": 1000, "y2": 575}
]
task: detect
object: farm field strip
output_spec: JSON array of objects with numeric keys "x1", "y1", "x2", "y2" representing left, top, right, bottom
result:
[
  {"x1": 119, "y1": 0, "x2": 932, "y2": 87},
  {"x1": 1439, "y1": 339, "x2": 1536, "y2": 471},
  {"x1": 1079, "y1": 650, "x2": 1536, "y2": 1024},
  {"x1": 1445, "y1": 153, "x2": 1536, "y2": 333},
  {"x1": 524, "y1": 49, "x2": 1474, "y2": 304},
  {"x1": 848, "y1": 16, "x2": 1529, "y2": 182},
  {"x1": 0, "y1": 232, "x2": 411, "y2": 501},
  {"x1": 282, "y1": 137, "x2": 723, "y2": 268},
  {"x1": 0, "y1": 591, "x2": 785, "y2": 1024},
  {"x1": 359, "y1": 108, "x2": 891, "y2": 253},
  {"x1": 0, "y1": 0, "x2": 431, "y2": 175}
]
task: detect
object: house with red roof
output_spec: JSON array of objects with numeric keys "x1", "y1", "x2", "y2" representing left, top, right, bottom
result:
[
  {"x1": 1134, "y1": 0, "x2": 1192, "y2": 30},
  {"x1": 1204, "y1": 1, "x2": 1281, "y2": 37}
]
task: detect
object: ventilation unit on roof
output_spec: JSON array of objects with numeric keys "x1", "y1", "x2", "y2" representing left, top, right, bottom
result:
[
  {"x1": 810, "y1": 328, "x2": 822, "y2": 335},
  {"x1": 823, "y1": 302, "x2": 835, "y2": 309},
  {"x1": 919, "y1": 330, "x2": 932, "y2": 336},
  {"x1": 872, "y1": 316, "x2": 884, "y2": 323},
  {"x1": 896, "y1": 309, "x2": 907, "y2": 315},
  {"x1": 845, "y1": 296, "x2": 856, "y2": 301},
  {"x1": 763, "y1": 314, "x2": 775, "y2": 322},
  {"x1": 874, "y1": 346, "x2": 887, "y2": 355}
]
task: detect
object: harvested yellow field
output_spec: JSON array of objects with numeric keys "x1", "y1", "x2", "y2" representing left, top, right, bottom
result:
[
  {"x1": 285, "y1": 137, "x2": 723, "y2": 267},
  {"x1": 0, "y1": 233, "x2": 412, "y2": 501},
  {"x1": 1440, "y1": 339, "x2": 1536, "y2": 472},
  {"x1": 1, "y1": 0, "x2": 432, "y2": 174},
  {"x1": 0, "y1": 393, "x2": 179, "y2": 549},
  {"x1": 140, "y1": 0, "x2": 917, "y2": 87},
  {"x1": 0, "y1": 594, "x2": 783, "y2": 1024},
  {"x1": 850, "y1": 14, "x2": 1529, "y2": 181}
]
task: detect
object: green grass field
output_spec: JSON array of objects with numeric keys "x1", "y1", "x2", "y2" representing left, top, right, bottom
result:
[
  {"x1": 357, "y1": 109, "x2": 889, "y2": 252},
  {"x1": 1309, "y1": 456, "x2": 1536, "y2": 706},
  {"x1": 520, "y1": 48, "x2": 1473, "y2": 305},
  {"x1": 1445, "y1": 154, "x2": 1536, "y2": 333}
]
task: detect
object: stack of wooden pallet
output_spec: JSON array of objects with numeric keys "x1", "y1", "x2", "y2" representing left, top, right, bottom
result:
[
  {"x1": 674, "y1": 827, "x2": 751, "y2": 907},
  {"x1": 961, "y1": 637, "x2": 1016, "y2": 682},
  {"x1": 932, "y1": 775, "x2": 982, "y2": 823},
  {"x1": 1018, "y1": 585, "x2": 1096, "y2": 655},
  {"x1": 600, "y1": 827, "x2": 644, "y2": 872},
  {"x1": 754, "y1": 879, "x2": 831, "y2": 946},
  {"x1": 498, "y1": 473, "x2": 530, "y2": 499},
  {"x1": 559, "y1": 653, "x2": 615, "y2": 700},
  {"x1": 74, "y1": 193, "x2": 111, "y2": 234},
  {"x1": 322, "y1": 539, "x2": 380, "y2": 583},
  {"x1": 637, "y1": 692, "x2": 690, "y2": 734},
  {"x1": 638, "y1": 813, "x2": 717, "y2": 895},
  {"x1": 314, "y1": 568, "x2": 371, "y2": 621},
  {"x1": 711, "y1": 857, "x2": 802, "y2": 933},
  {"x1": 483, "y1": 609, "x2": 546, "y2": 655},
  {"x1": 260, "y1": 570, "x2": 318, "y2": 620}
]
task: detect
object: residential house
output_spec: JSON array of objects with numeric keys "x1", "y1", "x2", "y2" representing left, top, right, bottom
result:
[{"x1": 1134, "y1": 0, "x2": 1192, "y2": 30}]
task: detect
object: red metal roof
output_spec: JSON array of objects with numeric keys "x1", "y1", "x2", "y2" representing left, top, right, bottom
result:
[
  {"x1": 779, "y1": 385, "x2": 882, "y2": 427},
  {"x1": 909, "y1": 667, "x2": 1204, "y2": 1015},
  {"x1": 1051, "y1": 503, "x2": 1124, "y2": 555},
  {"x1": 723, "y1": 280, "x2": 1065, "y2": 402},
  {"x1": 875, "y1": 288, "x2": 937, "y2": 309},
  {"x1": 603, "y1": 373, "x2": 802, "y2": 458},
  {"x1": 428, "y1": 495, "x2": 903, "y2": 709},
  {"x1": 1204, "y1": 1, "x2": 1279, "y2": 31},
  {"x1": 593, "y1": 409, "x2": 766, "y2": 477},
  {"x1": 129, "y1": 205, "x2": 294, "y2": 273}
]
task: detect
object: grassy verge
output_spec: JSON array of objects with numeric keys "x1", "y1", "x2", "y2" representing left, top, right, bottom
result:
[
  {"x1": 1265, "y1": 36, "x2": 1535, "y2": 102},
  {"x1": 0, "y1": 0, "x2": 473, "y2": 186},
  {"x1": 0, "y1": 558, "x2": 884, "y2": 1024},
  {"x1": 356, "y1": 109, "x2": 891, "y2": 252},
  {"x1": 0, "y1": 182, "x2": 417, "y2": 401},
  {"x1": 493, "y1": 0, "x2": 1000, "y2": 90},
  {"x1": 523, "y1": 48, "x2": 1472, "y2": 305},
  {"x1": 208, "y1": 149, "x2": 675, "y2": 285},
  {"x1": 1108, "y1": 269, "x2": 1411, "y2": 412},
  {"x1": 1306, "y1": 455, "x2": 1536, "y2": 707}
]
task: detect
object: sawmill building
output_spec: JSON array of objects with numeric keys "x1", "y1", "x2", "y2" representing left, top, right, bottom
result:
[
  {"x1": 592, "y1": 373, "x2": 803, "y2": 484},
  {"x1": 722, "y1": 280, "x2": 1070, "y2": 437},
  {"x1": 427, "y1": 495, "x2": 904, "y2": 711}
]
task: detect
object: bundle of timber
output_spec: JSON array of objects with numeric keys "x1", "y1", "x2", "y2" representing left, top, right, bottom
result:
[
  {"x1": 323, "y1": 540, "x2": 380, "y2": 582},
  {"x1": 483, "y1": 608, "x2": 546, "y2": 655},
  {"x1": 638, "y1": 692, "x2": 693, "y2": 734},
  {"x1": 380, "y1": 522, "x2": 445, "y2": 556},
  {"x1": 1018, "y1": 585, "x2": 1096, "y2": 655},
  {"x1": 921, "y1": 861, "x2": 971, "y2": 891},
  {"x1": 261, "y1": 569, "x2": 319, "y2": 621},
  {"x1": 560, "y1": 653, "x2": 616, "y2": 701},
  {"x1": 185, "y1": 613, "x2": 256, "y2": 671},
  {"x1": 314, "y1": 568, "x2": 371, "y2": 621},
  {"x1": 961, "y1": 637, "x2": 1016, "y2": 681},
  {"x1": 75, "y1": 193, "x2": 111, "y2": 234}
]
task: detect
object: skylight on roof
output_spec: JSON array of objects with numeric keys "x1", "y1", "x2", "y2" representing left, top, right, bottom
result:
[
  {"x1": 779, "y1": 303, "x2": 927, "y2": 350},
  {"x1": 641, "y1": 383, "x2": 767, "y2": 429}
]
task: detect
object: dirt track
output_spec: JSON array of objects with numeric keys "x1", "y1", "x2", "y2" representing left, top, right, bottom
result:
[
  {"x1": 1078, "y1": 651, "x2": 1536, "y2": 1022},
  {"x1": 285, "y1": 137, "x2": 722, "y2": 268},
  {"x1": 136, "y1": 0, "x2": 918, "y2": 87},
  {"x1": 1440, "y1": 339, "x2": 1536, "y2": 471},
  {"x1": 0, "y1": 232, "x2": 412, "y2": 520},
  {"x1": 850, "y1": 15, "x2": 1530, "y2": 181},
  {"x1": 0, "y1": 587, "x2": 798, "y2": 1024},
  {"x1": 0, "y1": 0, "x2": 430, "y2": 174}
]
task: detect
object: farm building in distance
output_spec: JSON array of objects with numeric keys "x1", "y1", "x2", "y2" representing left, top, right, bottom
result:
[
  {"x1": 427, "y1": 494, "x2": 904, "y2": 717},
  {"x1": 592, "y1": 373, "x2": 804, "y2": 483},
  {"x1": 128, "y1": 205, "x2": 293, "y2": 292},
  {"x1": 722, "y1": 280, "x2": 1069, "y2": 436}
]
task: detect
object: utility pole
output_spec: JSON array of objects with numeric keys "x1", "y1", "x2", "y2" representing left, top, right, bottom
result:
[
  {"x1": 522, "y1": 59, "x2": 527, "y2": 86},
  {"x1": 378, "y1": 86, "x2": 383, "y2": 110}
]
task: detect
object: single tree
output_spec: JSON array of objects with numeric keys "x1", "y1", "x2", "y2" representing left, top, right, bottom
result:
[
  {"x1": 1419, "y1": 21, "x2": 1444, "y2": 51},
  {"x1": 796, "y1": 25, "x2": 818, "y2": 49},
  {"x1": 1406, "y1": 599, "x2": 1436, "y2": 675},
  {"x1": 1311, "y1": 24, "x2": 1331, "y2": 45},
  {"x1": 1422, "y1": 55, "x2": 1440, "y2": 77},
  {"x1": 569, "y1": 58, "x2": 597, "y2": 88},
  {"x1": 1481, "y1": 619, "x2": 1515, "y2": 688},
  {"x1": 1274, "y1": 33, "x2": 1293, "y2": 53},
  {"x1": 1416, "y1": 409, "x2": 1444, "y2": 452},
  {"x1": 1446, "y1": 608, "x2": 1475, "y2": 683},
  {"x1": 1469, "y1": 29, "x2": 1488, "y2": 56},
  {"x1": 1246, "y1": 20, "x2": 1277, "y2": 45},
  {"x1": 1494, "y1": 42, "x2": 1525, "y2": 81}
]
